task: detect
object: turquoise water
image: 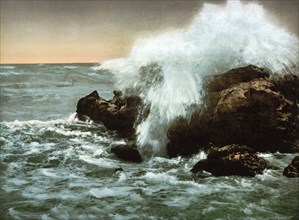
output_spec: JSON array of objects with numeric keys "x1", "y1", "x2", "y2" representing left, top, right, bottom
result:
[{"x1": 0, "y1": 64, "x2": 298, "y2": 219}]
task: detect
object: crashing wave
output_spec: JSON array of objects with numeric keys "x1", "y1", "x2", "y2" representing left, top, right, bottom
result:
[{"x1": 96, "y1": 0, "x2": 299, "y2": 156}]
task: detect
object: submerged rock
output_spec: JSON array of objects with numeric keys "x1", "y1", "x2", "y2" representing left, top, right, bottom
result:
[
  {"x1": 76, "y1": 90, "x2": 142, "y2": 138},
  {"x1": 168, "y1": 65, "x2": 299, "y2": 157},
  {"x1": 191, "y1": 145, "x2": 267, "y2": 177},
  {"x1": 283, "y1": 156, "x2": 299, "y2": 178},
  {"x1": 111, "y1": 144, "x2": 142, "y2": 163}
]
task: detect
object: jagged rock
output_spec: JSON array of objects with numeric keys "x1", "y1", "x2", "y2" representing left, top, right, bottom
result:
[
  {"x1": 283, "y1": 156, "x2": 299, "y2": 178},
  {"x1": 111, "y1": 144, "x2": 142, "y2": 163},
  {"x1": 110, "y1": 90, "x2": 125, "y2": 107},
  {"x1": 205, "y1": 64, "x2": 270, "y2": 93},
  {"x1": 207, "y1": 144, "x2": 255, "y2": 159},
  {"x1": 191, "y1": 145, "x2": 267, "y2": 177},
  {"x1": 76, "y1": 90, "x2": 142, "y2": 138},
  {"x1": 209, "y1": 78, "x2": 298, "y2": 152},
  {"x1": 167, "y1": 65, "x2": 299, "y2": 157}
]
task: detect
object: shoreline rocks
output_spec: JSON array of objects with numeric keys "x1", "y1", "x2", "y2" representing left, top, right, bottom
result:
[{"x1": 75, "y1": 65, "x2": 299, "y2": 176}]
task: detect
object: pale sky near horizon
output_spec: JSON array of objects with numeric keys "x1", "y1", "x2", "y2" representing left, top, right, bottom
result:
[{"x1": 0, "y1": 0, "x2": 298, "y2": 64}]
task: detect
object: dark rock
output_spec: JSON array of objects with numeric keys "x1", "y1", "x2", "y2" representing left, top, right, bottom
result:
[
  {"x1": 167, "y1": 65, "x2": 299, "y2": 157},
  {"x1": 272, "y1": 74, "x2": 299, "y2": 103},
  {"x1": 167, "y1": 111, "x2": 210, "y2": 157},
  {"x1": 207, "y1": 145, "x2": 255, "y2": 159},
  {"x1": 110, "y1": 90, "x2": 125, "y2": 108},
  {"x1": 283, "y1": 156, "x2": 299, "y2": 178},
  {"x1": 111, "y1": 144, "x2": 142, "y2": 163},
  {"x1": 191, "y1": 145, "x2": 267, "y2": 177},
  {"x1": 209, "y1": 78, "x2": 299, "y2": 152},
  {"x1": 205, "y1": 65, "x2": 270, "y2": 93},
  {"x1": 115, "y1": 167, "x2": 124, "y2": 172},
  {"x1": 76, "y1": 90, "x2": 142, "y2": 138}
]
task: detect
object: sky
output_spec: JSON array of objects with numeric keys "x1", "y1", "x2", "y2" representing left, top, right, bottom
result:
[{"x1": 0, "y1": 0, "x2": 298, "y2": 64}]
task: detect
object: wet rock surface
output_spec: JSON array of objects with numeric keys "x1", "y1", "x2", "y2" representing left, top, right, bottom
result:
[
  {"x1": 191, "y1": 145, "x2": 267, "y2": 177},
  {"x1": 283, "y1": 156, "x2": 299, "y2": 178},
  {"x1": 76, "y1": 90, "x2": 142, "y2": 138},
  {"x1": 111, "y1": 144, "x2": 142, "y2": 163},
  {"x1": 168, "y1": 65, "x2": 299, "y2": 157}
]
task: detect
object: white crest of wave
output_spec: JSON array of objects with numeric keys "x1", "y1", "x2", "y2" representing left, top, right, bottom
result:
[
  {"x1": 97, "y1": 0, "x2": 299, "y2": 156},
  {"x1": 2, "y1": 113, "x2": 78, "y2": 127}
]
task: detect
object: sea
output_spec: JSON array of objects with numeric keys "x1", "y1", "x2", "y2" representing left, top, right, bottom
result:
[
  {"x1": 0, "y1": 63, "x2": 298, "y2": 220},
  {"x1": 1, "y1": 0, "x2": 299, "y2": 219}
]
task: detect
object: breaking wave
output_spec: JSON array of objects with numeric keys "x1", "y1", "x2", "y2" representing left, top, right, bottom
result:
[{"x1": 97, "y1": 0, "x2": 299, "y2": 156}]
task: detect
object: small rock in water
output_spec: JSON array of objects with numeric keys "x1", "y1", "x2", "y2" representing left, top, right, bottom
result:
[
  {"x1": 111, "y1": 144, "x2": 142, "y2": 163},
  {"x1": 283, "y1": 156, "x2": 299, "y2": 178},
  {"x1": 191, "y1": 144, "x2": 267, "y2": 177},
  {"x1": 114, "y1": 167, "x2": 124, "y2": 172}
]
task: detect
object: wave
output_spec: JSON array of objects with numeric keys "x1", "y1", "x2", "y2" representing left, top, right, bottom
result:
[
  {"x1": 97, "y1": 0, "x2": 299, "y2": 156},
  {"x1": 90, "y1": 64, "x2": 101, "y2": 71},
  {"x1": 1, "y1": 113, "x2": 78, "y2": 127},
  {"x1": 0, "y1": 71, "x2": 22, "y2": 76},
  {"x1": 0, "y1": 65, "x2": 16, "y2": 70},
  {"x1": 63, "y1": 65, "x2": 78, "y2": 69}
]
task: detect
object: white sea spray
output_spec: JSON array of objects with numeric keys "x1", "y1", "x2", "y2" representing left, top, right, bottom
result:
[{"x1": 98, "y1": 0, "x2": 299, "y2": 156}]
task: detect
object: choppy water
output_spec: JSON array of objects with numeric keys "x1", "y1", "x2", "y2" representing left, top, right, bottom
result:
[
  {"x1": 0, "y1": 64, "x2": 114, "y2": 121},
  {"x1": 1, "y1": 63, "x2": 299, "y2": 219}
]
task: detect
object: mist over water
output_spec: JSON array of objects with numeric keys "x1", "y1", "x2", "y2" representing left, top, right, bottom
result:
[{"x1": 98, "y1": 0, "x2": 299, "y2": 156}]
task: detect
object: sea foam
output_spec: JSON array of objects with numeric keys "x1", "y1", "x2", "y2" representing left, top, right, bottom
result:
[{"x1": 98, "y1": 0, "x2": 299, "y2": 156}]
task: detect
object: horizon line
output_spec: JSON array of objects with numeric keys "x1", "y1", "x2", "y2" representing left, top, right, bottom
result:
[{"x1": 0, "y1": 61, "x2": 101, "y2": 65}]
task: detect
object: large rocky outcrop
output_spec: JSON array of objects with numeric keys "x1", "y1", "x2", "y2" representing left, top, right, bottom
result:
[
  {"x1": 76, "y1": 90, "x2": 142, "y2": 138},
  {"x1": 191, "y1": 145, "x2": 267, "y2": 177},
  {"x1": 283, "y1": 156, "x2": 299, "y2": 178},
  {"x1": 168, "y1": 65, "x2": 299, "y2": 157},
  {"x1": 76, "y1": 65, "x2": 298, "y2": 161}
]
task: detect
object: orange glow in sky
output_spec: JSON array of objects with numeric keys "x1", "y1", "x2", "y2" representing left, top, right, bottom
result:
[{"x1": 1, "y1": 0, "x2": 298, "y2": 64}]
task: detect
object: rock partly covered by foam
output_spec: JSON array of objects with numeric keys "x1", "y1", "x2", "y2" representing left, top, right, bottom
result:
[
  {"x1": 283, "y1": 156, "x2": 299, "y2": 178},
  {"x1": 76, "y1": 90, "x2": 142, "y2": 138},
  {"x1": 111, "y1": 143, "x2": 142, "y2": 163},
  {"x1": 168, "y1": 65, "x2": 299, "y2": 157},
  {"x1": 191, "y1": 145, "x2": 267, "y2": 177},
  {"x1": 76, "y1": 64, "x2": 298, "y2": 169}
]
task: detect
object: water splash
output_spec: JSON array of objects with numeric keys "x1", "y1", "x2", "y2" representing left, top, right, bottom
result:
[{"x1": 98, "y1": 0, "x2": 299, "y2": 156}]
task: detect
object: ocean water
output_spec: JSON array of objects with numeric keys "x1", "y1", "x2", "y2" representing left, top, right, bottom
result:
[
  {"x1": 1, "y1": 0, "x2": 299, "y2": 219},
  {"x1": 1, "y1": 63, "x2": 299, "y2": 220}
]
